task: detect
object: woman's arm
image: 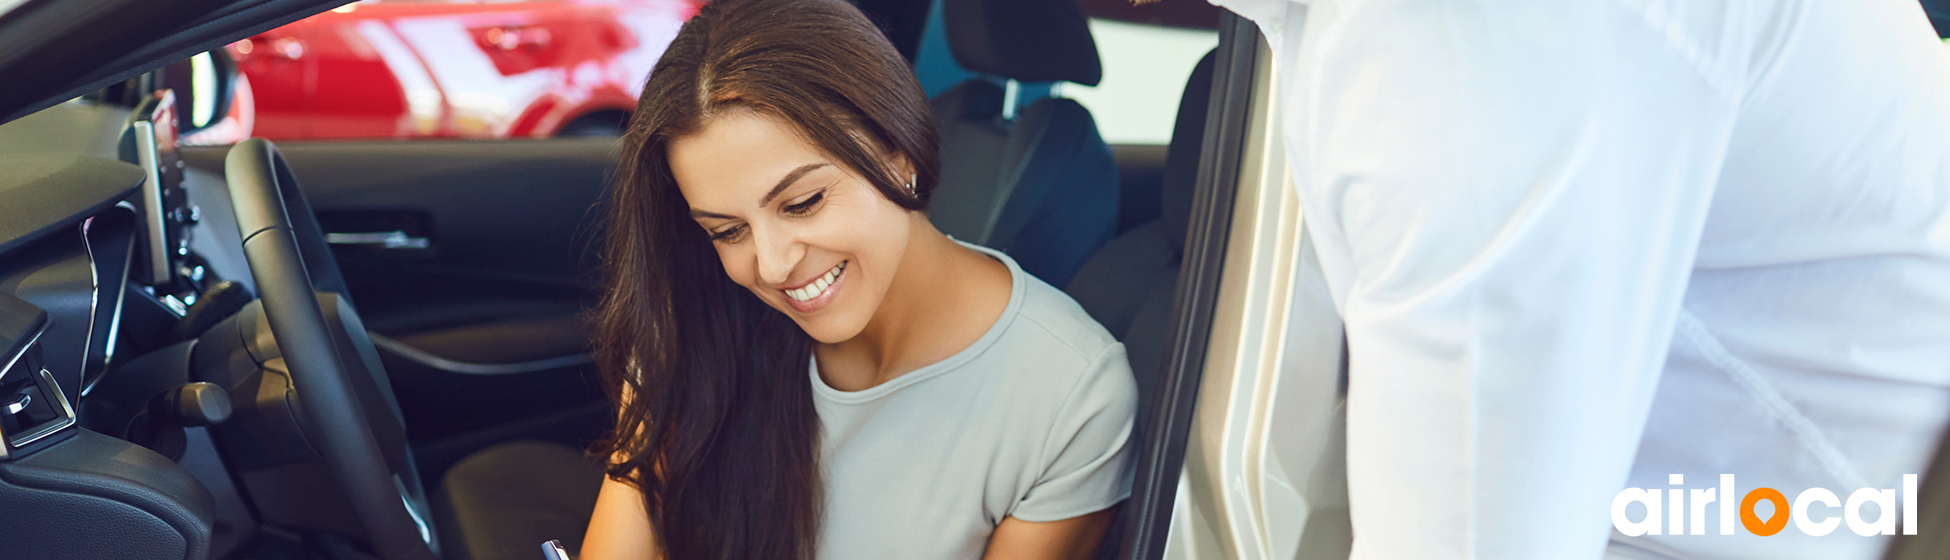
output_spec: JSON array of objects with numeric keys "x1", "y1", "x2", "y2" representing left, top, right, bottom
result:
[
  {"x1": 579, "y1": 385, "x2": 663, "y2": 560},
  {"x1": 982, "y1": 507, "x2": 1118, "y2": 560},
  {"x1": 580, "y1": 475, "x2": 661, "y2": 560}
]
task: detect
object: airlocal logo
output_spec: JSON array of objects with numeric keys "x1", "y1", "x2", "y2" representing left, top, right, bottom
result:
[{"x1": 1612, "y1": 474, "x2": 1920, "y2": 537}]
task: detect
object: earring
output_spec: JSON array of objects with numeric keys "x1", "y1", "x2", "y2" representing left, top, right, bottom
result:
[{"x1": 903, "y1": 174, "x2": 916, "y2": 195}]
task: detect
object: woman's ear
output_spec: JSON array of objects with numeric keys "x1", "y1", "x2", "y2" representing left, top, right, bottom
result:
[{"x1": 897, "y1": 157, "x2": 917, "y2": 196}]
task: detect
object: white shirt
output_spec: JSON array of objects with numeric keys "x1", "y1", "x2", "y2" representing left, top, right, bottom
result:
[
  {"x1": 1208, "y1": 0, "x2": 1950, "y2": 558},
  {"x1": 812, "y1": 243, "x2": 1136, "y2": 559}
]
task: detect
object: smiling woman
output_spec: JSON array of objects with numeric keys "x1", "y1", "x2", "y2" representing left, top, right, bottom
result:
[{"x1": 580, "y1": 0, "x2": 1138, "y2": 559}]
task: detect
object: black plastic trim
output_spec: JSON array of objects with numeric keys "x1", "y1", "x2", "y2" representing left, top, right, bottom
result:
[
  {"x1": 1, "y1": 0, "x2": 350, "y2": 125},
  {"x1": 0, "y1": 428, "x2": 215, "y2": 560},
  {"x1": 1119, "y1": 11, "x2": 1261, "y2": 560},
  {"x1": 368, "y1": 332, "x2": 593, "y2": 376},
  {"x1": 0, "y1": 291, "x2": 49, "y2": 379},
  {"x1": 0, "y1": 153, "x2": 143, "y2": 261}
]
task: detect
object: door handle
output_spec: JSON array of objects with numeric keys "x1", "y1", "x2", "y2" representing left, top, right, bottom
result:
[{"x1": 325, "y1": 231, "x2": 430, "y2": 249}]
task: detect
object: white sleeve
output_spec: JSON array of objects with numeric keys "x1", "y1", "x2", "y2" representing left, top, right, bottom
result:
[{"x1": 1279, "y1": 1, "x2": 1759, "y2": 557}]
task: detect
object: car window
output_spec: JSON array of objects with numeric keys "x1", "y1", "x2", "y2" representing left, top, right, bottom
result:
[
  {"x1": 1055, "y1": 18, "x2": 1217, "y2": 146},
  {"x1": 184, "y1": 0, "x2": 698, "y2": 145},
  {"x1": 910, "y1": 0, "x2": 1217, "y2": 148}
]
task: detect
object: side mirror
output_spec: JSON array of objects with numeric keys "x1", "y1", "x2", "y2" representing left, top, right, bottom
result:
[{"x1": 161, "y1": 48, "x2": 238, "y2": 136}]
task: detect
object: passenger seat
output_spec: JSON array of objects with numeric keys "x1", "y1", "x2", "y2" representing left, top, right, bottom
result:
[
  {"x1": 1066, "y1": 49, "x2": 1217, "y2": 420},
  {"x1": 928, "y1": 0, "x2": 1119, "y2": 287}
]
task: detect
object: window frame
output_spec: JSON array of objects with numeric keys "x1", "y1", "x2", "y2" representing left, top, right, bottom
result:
[{"x1": 1115, "y1": 10, "x2": 1264, "y2": 560}]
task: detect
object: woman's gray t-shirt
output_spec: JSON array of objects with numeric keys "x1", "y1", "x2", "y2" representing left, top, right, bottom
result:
[{"x1": 813, "y1": 244, "x2": 1137, "y2": 559}]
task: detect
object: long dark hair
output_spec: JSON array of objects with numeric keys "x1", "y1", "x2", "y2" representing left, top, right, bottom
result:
[{"x1": 590, "y1": 0, "x2": 940, "y2": 557}]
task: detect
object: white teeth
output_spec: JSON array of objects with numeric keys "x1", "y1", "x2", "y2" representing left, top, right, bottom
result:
[{"x1": 786, "y1": 262, "x2": 845, "y2": 303}]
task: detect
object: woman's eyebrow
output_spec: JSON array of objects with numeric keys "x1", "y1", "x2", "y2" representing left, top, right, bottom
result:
[{"x1": 758, "y1": 163, "x2": 831, "y2": 207}]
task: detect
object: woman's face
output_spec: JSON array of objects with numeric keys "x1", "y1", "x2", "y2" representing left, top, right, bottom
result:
[{"x1": 669, "y1": 109, "x2": 914, "y2": 344}]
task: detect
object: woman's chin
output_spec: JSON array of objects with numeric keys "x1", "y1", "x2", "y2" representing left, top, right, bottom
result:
[
  {"x1": 794, "y1": 315, "x2": 866, "y2": 344},
  {"x1": 755, "y1": 290, "x2": 867, "y2": 344}
]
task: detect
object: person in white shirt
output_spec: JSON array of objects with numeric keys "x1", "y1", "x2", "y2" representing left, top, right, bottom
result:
[{"x1": 1204, "y1": 0, "x2": 1950, "y2": 558}]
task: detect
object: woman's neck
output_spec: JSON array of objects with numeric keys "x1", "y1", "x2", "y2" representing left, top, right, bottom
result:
[{"x1": 815, "y1": 213, "x2": 1012, "y2": 391}]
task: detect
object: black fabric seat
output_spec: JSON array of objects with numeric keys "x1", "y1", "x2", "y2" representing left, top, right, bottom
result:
[
  {"x1": 366, "y1": 300, "x2": 591, "y2": 366},
  {"x1": 927, "y1": 0, "x2": 1119, "y2": 287},
  {"x1": 1066, "y1": 49, "x2": 1217, "y2": 417},
  {"x1": 433, "y1": 441, "x2": 605, "y2": 560}
]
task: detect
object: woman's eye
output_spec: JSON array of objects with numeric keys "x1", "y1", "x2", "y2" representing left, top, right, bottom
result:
[
  {"x1": 782, "y1": 191, "x2": 824, "y2": 215},
  {"x1": 709, "y1": 224, "x2": 747, "y2": 243}
]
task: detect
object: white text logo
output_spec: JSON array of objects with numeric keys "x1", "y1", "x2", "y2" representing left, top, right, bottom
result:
[{"x1": 1612, "y1": 474, "x2": 1919, "y2": 537}]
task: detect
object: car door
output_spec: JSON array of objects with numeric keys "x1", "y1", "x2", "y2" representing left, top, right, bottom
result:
[
  {"x1": 235, "y1": 19, "x2": 317, "y2": 139},
  {"x1": 301, "y1": 2, "x2": 447, "y2": 139},
  {"x1": 1112, "y1": 12, "x2": 1354, "y2": 560}
]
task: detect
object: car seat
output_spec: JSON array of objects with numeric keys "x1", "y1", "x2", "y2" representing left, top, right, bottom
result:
[
  {"x1": 1066, "y1": 49, "x2": 1216, "y2": 421},
  {"x1": 927, "y1": 0, "x2": 1119, "y2": 287}
]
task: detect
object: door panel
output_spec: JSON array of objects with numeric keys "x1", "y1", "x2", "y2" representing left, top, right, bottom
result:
[{"x1": 181, "y1": 138, "x2": 618, "y2": 484}]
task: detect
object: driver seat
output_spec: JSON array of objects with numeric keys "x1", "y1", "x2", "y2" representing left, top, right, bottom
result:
[{"x1": 433, "y1": 441, "x2": 605, "y2": 560}]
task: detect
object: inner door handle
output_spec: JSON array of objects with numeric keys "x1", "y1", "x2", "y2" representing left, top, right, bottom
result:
[{"x1": 325, "y1": 231, "x2": 430, "y2": 249}]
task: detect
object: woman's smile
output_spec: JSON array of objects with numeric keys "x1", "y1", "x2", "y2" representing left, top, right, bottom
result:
[{"x1": 781, "y1": 260, "x2": 847, "y2": 313}]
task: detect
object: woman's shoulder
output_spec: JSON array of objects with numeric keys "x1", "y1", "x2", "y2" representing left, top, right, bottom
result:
[
  {"x1": 998, "y1": 274, "x2": 1128, "y2": 375},
  {"x1": 955, "y1": 240, "x2": 1129, "y2": 389},
  {"x1": 986, "y1": 276, "x2": 1137, "y2": 449}
]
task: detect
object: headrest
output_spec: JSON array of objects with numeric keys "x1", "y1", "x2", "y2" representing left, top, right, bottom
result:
[
  {"x1": 1161, "y1": 49, "x2": 1217, "y2": 252},
  {"x1": 942, "y1": 0, "x2": 1103, "y2": 85}
]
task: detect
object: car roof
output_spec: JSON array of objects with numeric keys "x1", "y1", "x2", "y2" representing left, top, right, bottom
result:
[{"x1": 0, "y1": 0, "x2": 349, "y2": 125}]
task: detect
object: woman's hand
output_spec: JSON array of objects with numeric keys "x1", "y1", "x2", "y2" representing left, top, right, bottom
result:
[{"x1": 982, "y1": 507, "x2": 1118, "y2": 560}]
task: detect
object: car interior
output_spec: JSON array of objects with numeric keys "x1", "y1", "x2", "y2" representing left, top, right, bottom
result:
[
  {"x1": 925, "y1": 0, "x2": 1119, "y2": 287},
  {"x1": 0, "y1": 0, "x2": 1233, "y2": 558},
  {"x1": 7, "y1": 0, "x2": 1950, "y2": 557}
]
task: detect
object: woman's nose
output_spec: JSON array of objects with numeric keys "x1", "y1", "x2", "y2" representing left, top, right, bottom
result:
[{"x1": 751, "y1": 224, "x2": 804, "y2": 287}]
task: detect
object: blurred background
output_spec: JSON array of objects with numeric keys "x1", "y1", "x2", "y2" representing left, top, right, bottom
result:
[{"x1": 182, "y1": 0, "x2": 1225, "y2": 147}]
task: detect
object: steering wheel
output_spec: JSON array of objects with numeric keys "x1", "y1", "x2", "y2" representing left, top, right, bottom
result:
[{"x1": 223, "y1": 138, "x2": 438, "y2": 560}]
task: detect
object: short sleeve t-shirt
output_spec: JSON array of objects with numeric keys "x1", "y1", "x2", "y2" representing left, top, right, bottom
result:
[{"x1": 813, "y1": 243, "x2": 1138, "y2": 559}]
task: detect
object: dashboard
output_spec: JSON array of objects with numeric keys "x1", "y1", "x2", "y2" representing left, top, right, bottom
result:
[
  {"x1": 0, "y1": 93, "x2": 241, "y2": 415},
  {"x1": 0, "y1": 95, "x2": 258, "y2": 559}
]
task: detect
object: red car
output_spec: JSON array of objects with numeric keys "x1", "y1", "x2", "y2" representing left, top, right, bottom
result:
[{"x1": 223, "y1": 0, "x2": 696, "y2": 141}]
